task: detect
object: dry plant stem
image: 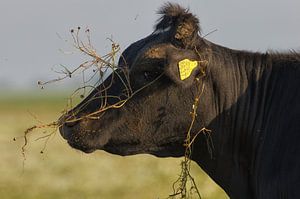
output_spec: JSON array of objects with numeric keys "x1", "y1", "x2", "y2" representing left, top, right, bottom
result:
[
  {"x1": 170, "y1": 71, "x2": 212, "y2": 199},
  {"x1": 18, "y1": 28, "x2": 122, "y2": 169},
  {"x1": 39, "y1": 28, "x2": 120, "y2": 88},
  {"x1": 16, "y1": 122, "x2": 58, "y2": 160}
]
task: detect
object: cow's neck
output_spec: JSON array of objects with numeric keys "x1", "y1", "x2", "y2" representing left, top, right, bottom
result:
[{"x1": 190, "y1": 43, "x2": 271, "y2": 198}]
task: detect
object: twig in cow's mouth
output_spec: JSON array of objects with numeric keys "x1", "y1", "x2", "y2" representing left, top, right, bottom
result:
[{"x1": 18, "y1": 27, "x2": 124, "y2": 161}]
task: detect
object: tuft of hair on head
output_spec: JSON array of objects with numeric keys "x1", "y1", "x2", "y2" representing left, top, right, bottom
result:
[
  {"x1": 154, "y1": 3, "x2": 201, "y2": 47},
  {"x1": 155, "y1": 3, "x2": 200, "y2": 32}
]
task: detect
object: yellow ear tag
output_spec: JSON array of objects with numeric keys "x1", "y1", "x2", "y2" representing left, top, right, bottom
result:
[{"x1": 178, "y1": 59, "x2": 198, "y2": 80}]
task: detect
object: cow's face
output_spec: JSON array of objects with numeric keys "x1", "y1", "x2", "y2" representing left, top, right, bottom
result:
[{"x1": 59, "y1": 3, "x2": 211, "y2": 157}]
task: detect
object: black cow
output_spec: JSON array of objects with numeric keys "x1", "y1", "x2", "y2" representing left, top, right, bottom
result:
[{"x1": 59, "y1": 3, "x2": 300, "y2": 199}]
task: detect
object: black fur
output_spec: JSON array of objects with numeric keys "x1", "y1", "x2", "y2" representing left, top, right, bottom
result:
[
  {"x1": 155, "y1": 2, "x2": 201, "y2": 48},
  {"x1": 59, "y1": 3, "x2": 300, "y2": 199}
]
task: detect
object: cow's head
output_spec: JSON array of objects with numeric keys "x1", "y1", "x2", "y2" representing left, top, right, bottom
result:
[{"x1": 59, "y1": 3, "x2": 212, "y2": 157}]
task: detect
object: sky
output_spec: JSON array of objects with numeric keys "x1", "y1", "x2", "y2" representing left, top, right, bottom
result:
[{"x1": 0, "y1": 0, "x2": 299, "y2": 91}]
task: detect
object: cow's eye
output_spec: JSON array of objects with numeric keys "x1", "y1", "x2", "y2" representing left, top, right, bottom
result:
[{"x1": 143, "y1": 71, "x2": 160, "y2": 81}]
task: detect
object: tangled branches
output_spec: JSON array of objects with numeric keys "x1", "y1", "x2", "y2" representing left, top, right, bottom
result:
[
  {"x1": 15, "y1": 27, "x2": 125, "y2": 159},
  {"x1": 39, "y1": 27, "x2": 122, "y2": 100}
]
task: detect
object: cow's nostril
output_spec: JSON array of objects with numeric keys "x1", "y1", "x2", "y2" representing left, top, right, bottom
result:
[
  {"x1": 59, "y1": 124, "x2": 72, "y2": 140},
  {"x1": 58, "y1": 118, "x2": 79, "y2": 139}
]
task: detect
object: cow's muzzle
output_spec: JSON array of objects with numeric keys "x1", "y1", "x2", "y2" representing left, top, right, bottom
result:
[{"x1": 58, "y1": 114, "x2": 79, "y2": 140}]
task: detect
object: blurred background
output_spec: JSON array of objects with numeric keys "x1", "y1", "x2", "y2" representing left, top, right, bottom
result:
[{"x1": 0, "y1": 0, "x2": 299, "y2": 198}]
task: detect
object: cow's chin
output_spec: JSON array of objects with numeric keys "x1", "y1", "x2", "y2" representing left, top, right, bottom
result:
[
  {"x1": 59, "y1": 124, "x2": 98, "y2": 154},
  {"x1": 67, "y1": 140, "x2": 96, "y2": 154},
  {"x1": 103, "y1": 142, "x2": 185, "y2": 158}
]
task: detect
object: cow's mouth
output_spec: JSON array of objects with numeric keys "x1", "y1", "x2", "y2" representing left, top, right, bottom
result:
[{"x1": 59, "y1": 120, "x2": 96, "y2": 153}]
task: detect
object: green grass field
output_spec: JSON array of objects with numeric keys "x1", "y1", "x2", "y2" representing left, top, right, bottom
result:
[{"x1": 0, "y1": 93, "x2": 228, "y2": 199}]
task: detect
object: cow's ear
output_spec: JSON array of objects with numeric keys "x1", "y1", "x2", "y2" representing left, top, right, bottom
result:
[
  {"x1": 155, "y1": 3, "x2": 200, "y2": 48},
  {"x1": 164, "y1": 48, "x2": 208, "y2": 88}
]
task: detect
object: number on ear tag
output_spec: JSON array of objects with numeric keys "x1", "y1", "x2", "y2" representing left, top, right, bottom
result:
[{"x1": 178, "y1": 59, "x2": 198, "y2": 80}]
